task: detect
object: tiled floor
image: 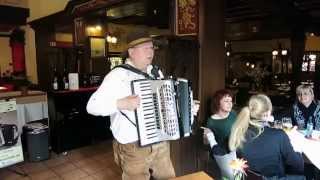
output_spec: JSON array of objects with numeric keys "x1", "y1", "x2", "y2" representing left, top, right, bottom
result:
[{"x1": 0, "y1": 140, "x2": 122, "y2": 180}]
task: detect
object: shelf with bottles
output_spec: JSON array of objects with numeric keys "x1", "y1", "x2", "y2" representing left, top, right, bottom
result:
[
  {"x1": 51, "y1": 67, "x2": 70, "y2": 92},
  {"x1": 108, "y1": 52, "x2": 123, "y2": 69}
]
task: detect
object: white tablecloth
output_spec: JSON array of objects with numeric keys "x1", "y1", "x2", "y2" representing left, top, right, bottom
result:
[
  {"x1": 16, "y1": 102, "x2": 48, "y2": 133},
  {"x1": 303, "y1": 138, "x2": 320, "y2": 169},
  {"x1": 289, "y1": 130, "x2": 320, "y2": 170}
]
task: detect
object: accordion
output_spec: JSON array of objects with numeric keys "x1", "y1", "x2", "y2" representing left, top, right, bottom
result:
[{"x1": 131, "y1": 78, "x2": 194, "y2": 146}]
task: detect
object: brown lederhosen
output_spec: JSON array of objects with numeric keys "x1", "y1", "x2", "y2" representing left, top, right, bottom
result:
[{"x1": 113, "y1": 140, "x2": 176, "y2": 180}]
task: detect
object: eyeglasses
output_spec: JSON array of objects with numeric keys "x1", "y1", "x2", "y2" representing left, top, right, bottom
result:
[{"x1": 297, "y1": 92, "x2": 312, "y2": 96}]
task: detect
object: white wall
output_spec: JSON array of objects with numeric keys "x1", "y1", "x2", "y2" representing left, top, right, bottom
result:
[
  {"x1": 27, "y1": 0, "x2": 69, "y2": 21},
  {"x1": 0, "y1": 0, "x2": 27, "y2": 8},
  {"x1": 24, "y1": 0, "x2": 69, "y2": 83},
  {"x1": 0, "y1": 37, "x2": 13, "y2": 76}
]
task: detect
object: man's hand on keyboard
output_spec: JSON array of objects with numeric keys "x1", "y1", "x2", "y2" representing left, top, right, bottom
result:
[{"x1": 117, "y1": 95, "x2": 140, "y2": 111}]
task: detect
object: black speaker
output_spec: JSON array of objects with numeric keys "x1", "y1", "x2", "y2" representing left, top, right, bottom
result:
[
  {"x1": 146, "y1": 0, "x2": 170, "y2": 28},
  {"x1": 24, "y1": 123, "x2": 49, "y2": 162}
]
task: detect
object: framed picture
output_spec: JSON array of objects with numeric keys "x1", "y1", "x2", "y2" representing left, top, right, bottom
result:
[
  {"x1": 89, "y1": 37, "x2": 106, "y2": 58},
  {"x1": 175, "y1": 0, "x2": 199, "y2": 36}
]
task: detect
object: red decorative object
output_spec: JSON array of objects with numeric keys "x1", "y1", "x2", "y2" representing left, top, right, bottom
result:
[
  {"x1": 0, "y1": 84, "x2": 14, "y2": 92},
  {"x1": 175, "y1": 0, "x2": 199, "y2": 36},
  {"x1": 10, "y1": 42, "x2": 25, "y2": 74}
]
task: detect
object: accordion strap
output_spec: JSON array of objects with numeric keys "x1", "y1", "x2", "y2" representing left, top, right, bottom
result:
[
  {"x1": 114, "y1": 64, "x2": 161, "y2": 128},
  {"x1": 120, "y1": 111, "x2": 136, "y2": 127},
  {"x1": 113, "y1": 64, "x2": 159, "y2": 80}
]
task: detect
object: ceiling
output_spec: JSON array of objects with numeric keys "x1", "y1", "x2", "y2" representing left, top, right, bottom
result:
[
  {"x1": 29, "y1": 0, "x2": 320, "y2": 40},
  {"x1": 0, "y1": 5, "x2": 29, "y2": 35},
  {"x1": 226, "y1": 0, "x2": 320, "y2": 22},
  {"x1": 225, "y1": 0, "x2": 320, "y2": 40}
]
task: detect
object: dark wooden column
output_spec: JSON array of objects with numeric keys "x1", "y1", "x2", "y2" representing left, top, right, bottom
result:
[
  {"x1": 198, "y1": 0, "x2": 225, "y2": 126},
  {"x1": 290, "y1": 29, "x2": 305, "y2": 91},
  {"x1": 196, "y1": 0, "x2": 225, "y2": 173},
  {"x1": 32, "y1": 25, "x2": 56, "y2": 90}
]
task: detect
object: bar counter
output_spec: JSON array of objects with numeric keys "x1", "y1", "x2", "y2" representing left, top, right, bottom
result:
[
  {"x1": 0, "y1": 90, "x2": 47, "y2": 103},
  {"x1": 49, "y1": 87, "x2": 98, "y2": 94},
  {"x1": 47, "y1": 86, "x2": 111, "y2": 154},
  {"x1": 0, "y1": 90, "x2": 48, "y2": 132}
]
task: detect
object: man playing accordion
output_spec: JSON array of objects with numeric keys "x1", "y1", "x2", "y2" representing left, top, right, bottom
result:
[{"x1": 87, "y1": 29, "x2": 199, "y2": 180}]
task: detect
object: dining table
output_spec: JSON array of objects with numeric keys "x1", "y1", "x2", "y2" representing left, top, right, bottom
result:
[
  {"x1": 288, "y1": 129, "x2": 320, "y2": 170},
  {"x1": 169, "y1": 171, "x2": 213, "y2": 180}
]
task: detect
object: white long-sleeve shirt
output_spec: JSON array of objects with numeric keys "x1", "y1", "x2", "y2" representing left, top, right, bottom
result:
[{"x1": 86, "y1": 61, "x2": 160, "y2": 144}]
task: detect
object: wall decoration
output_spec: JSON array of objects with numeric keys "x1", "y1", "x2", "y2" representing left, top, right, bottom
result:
[
  {"x1": 10, "y1": 28, "x2": 25, "y2": 75},
  {"x1": 90, "y1": 37, "x2": 105, "y2": 58},
  {"x1": 175, "y1": 0, "x2": 198, "y2": 36}
]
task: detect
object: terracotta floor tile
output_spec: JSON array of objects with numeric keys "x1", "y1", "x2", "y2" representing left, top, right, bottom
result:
[
  {"x1": 91, "y1": 153, "x2": 112, "y2": 162},
  {"x1": 65, "y1": 152, "x2": 88, "y2": 162},
  {"x1": 45, "y1": 177, "x2": 63, "y2": 180},
  {"x1": 59, "y1": 169, "x2": 88, "y2": 180},
  {"x1": 72, "y1": 158, "x2": 96, "y2": 168},
  {"x1": 1, "y1": 140, "x2": 120, "y2": 180},
  {"x1": 108, "y1": 165, "x2": 122, "y2": 175},
  {"x1": 79, "y1": 176, "x2": 96, "y2": 180},
  {"x1": 79, "y1": 162, "x2": 105, "y2": 175},
  {"x1": 20, "y1": 162, "x2": 48, "y2": 174},
  {"x1": 51, "y1": 162, "x2": 77, "y2": 175},
  {"x1": 0, "y1": 169, "x2": 25, "y2": 180},
  {"x1": 14, "y1": 176, "x2": 31, "y2": 180},
  {"x1": 44, "y1": 156, "x2": 69, "y2": 168},
  {"x1": 28, "y1": 169, "x2": 58, "y2": 180},
  {"x1": 92, "y1": 168, "x2": 121, "y2": 180}
]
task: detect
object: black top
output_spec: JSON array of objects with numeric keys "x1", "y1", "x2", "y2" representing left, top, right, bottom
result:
[
  {"x1": 291, "y1": 101, "x2": 320, "y2": 130},
  {"x1": 297, "y1": 101, "x2": 316, "y2": 122},
  {"x1": 206, "y1": 111, "x2": 237, "y2": 155},
  {"x1": 239, "y1": 127, "x2": 304, "y2": 177}
]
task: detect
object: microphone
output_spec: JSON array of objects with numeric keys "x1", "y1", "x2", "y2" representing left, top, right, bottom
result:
[{"x1": 150, "y1": 65, "x2": 164, "y2": 79}]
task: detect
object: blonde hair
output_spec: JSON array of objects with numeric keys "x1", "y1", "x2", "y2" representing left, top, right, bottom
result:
[
  {"x1": 229, "y1": 94, "x2": 272, "y2": 151},
  {"x1": 296, "y1": 84, "x2": 314, "y2": 99}
]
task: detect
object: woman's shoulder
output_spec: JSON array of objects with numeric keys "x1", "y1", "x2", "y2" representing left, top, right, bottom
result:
[
  {"x1": 263, "y1": 127, "x2": 287, "y2": 139},
  {"x1": 229, "y1": 110, "x2": 237, "y2": 117},
  {"x1": 315, "y1": 100, "x2": 320, "y2": 108}
]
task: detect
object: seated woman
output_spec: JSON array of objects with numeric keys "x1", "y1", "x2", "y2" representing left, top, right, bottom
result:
[
  {"x1": 227, "y1": 94, "x2": 304, "y2": 179},
  {"x1": 291, "y1": 84, "x2": 320, "y2": 130},
  {"x1": 203, "y1": 89, "x2": 237, "y2": 179}
]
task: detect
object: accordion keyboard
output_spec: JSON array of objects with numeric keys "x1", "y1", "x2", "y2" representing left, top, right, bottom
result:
[{"x1": 132, "y1": 79, "x2": 180, "y2": 146}]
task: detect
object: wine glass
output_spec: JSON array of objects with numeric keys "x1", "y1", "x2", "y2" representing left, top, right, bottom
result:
[
  {"x1": 282, "y1": 117, "x2": 293, "y2": 131},
  {"x1": 273, "y1": 120, "x2": 282, "y2": 129}
]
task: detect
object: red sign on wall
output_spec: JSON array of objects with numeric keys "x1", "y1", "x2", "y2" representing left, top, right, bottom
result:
[{"x1": 175, "y1": 0, "x2": 198, "y2": 36}]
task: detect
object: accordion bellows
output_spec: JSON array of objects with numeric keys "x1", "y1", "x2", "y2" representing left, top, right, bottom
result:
[{"x1": 131, "y1": 78, "x2": 193, "y2": 146}]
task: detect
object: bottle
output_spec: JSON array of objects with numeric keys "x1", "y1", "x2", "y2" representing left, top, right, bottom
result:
[
  {"x1": 62, "y1": 68, "x2": 69, "y2": 90},
  {"x1": 52, "y1": 68, "x2": 59, "y2": 91},
  {"x1": 305, "y1": 117, "x2": 313, "y2": 138},
  {"x1": 82, "y1": 74, "x2": 88, "y2": 87}
]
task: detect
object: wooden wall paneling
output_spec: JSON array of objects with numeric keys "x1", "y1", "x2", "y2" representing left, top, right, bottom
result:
[
  {"x1": 290, "y1": 30, "x2": 305, "y2": 88},
  {"x1": 34, "y1": 27, "x2": 56, "y2": 90},
  {"x1": 198, "y1": 0, "x2": 225, "y2": 128},
  {"x1": 153, "y1": 37, "x2": 199, "y2": 176},
  {"x1": 168, "y1": 38, "x2": 199, "y2": 176},
  {"x1": 198, "y1": 0, "x2": 225, "y2": 174},
  {"x1": 73, "y1": 17, "x2": 86, "y2": 46}
]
